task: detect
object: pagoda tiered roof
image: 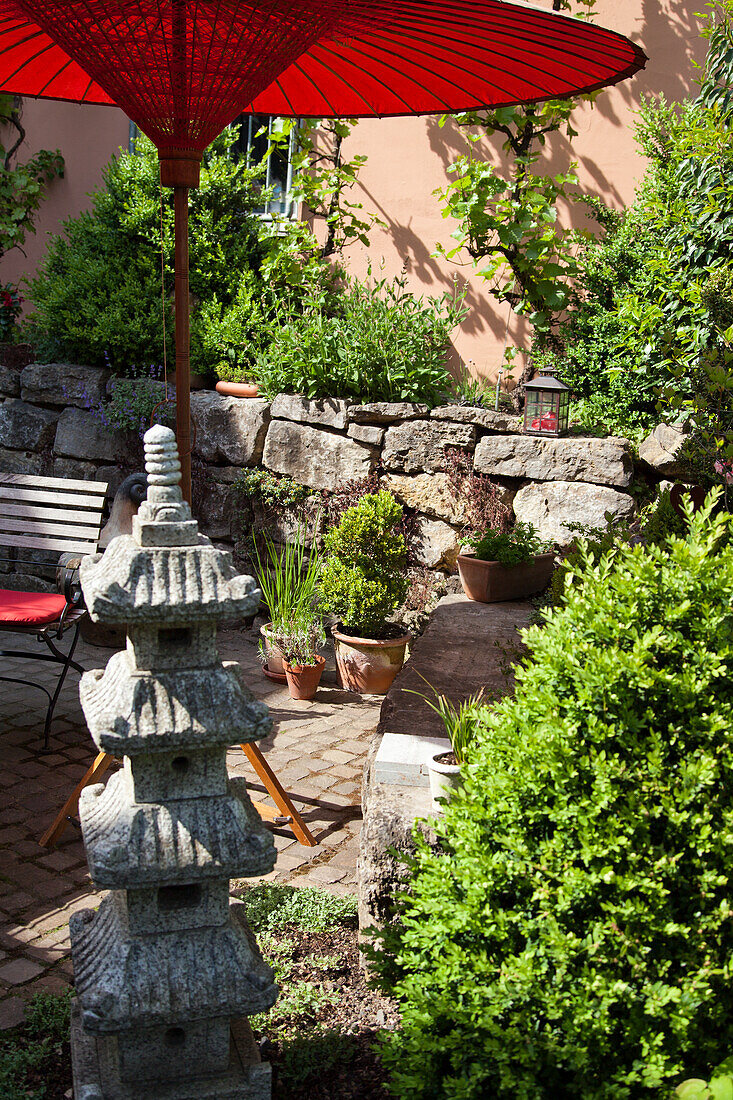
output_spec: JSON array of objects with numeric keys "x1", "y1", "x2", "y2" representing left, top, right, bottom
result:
[
  {"x1": 80, "y1": 774, "x2": 276, "y2": 887},
  {"x1": 71, "y1": 899, "x2": 277, "y2": 1033},
  {"x1": 79, "y1": 536, "x2": 261, "y2": 624},
  {"x1": 80, "y1": 656, "x2": 272, "y2": 753}
]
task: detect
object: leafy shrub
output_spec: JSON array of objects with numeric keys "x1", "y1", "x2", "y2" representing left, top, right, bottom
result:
[
  {"x1": 548, "y1": 519, "x2": 624, "y2": 607},
  {"x1": 319, "y1": 491, "x2": 408, "y2": 638},
  {"x1": 674, "y1": 1056, "x2": 733, "y2": 1099},
  {"x1": 26, "y1": 131, "x2": 266, "y2": 374},
  {"x1": 236, "y1": 468, "x2": 311, "y2": 510},
  {"x1": 198, "y1": 271, "x2": 276, "y2": 382},
  {"x1": 376, "y1": 496, "x2": 733, "y2": 1099},
  {"x1": 461, "y1": 519, "x2": 549, "y2": 566},
  {"x1": 643, "y1": 488, "x2": 690, "y2": 545},
  {"x1": 253, "y1": 274, "x2": 462, "y2": 405},
  {"x1": 549, "y1": 493, "x2": 691, "y2": 608}
]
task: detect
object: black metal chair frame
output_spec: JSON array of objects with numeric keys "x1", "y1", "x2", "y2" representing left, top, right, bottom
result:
[{"x1": 0, "y1": 560, "x2": 86, "y2": 750}]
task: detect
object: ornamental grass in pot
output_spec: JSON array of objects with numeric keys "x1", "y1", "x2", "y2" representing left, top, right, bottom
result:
[
  {"x1": 319, "y1": 491, "x2": 410, "y2": 695},
  {"x1": 407, "y1": 677, "x2": 485, "y2": 811},
  {"x1": 252, "y1": 529, "x2": 320, "y2": 679},
  {"x1": 457, "y1": 520, "x2": 554, "y2": 603}
]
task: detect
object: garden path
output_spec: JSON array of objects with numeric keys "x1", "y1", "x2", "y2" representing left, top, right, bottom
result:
[{"x1": 0, "y1": 627, "x2": 377, "y2": 1029}]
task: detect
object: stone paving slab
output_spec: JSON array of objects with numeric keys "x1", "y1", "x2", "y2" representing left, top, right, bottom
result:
[{"x1": 0, "y1": 627, "x2": 380, "y2": 1028}]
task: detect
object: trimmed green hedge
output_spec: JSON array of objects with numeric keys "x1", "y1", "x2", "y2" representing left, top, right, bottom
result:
[{"x1": 376, "y1": 496, "x2": 733, "y2": 1099}]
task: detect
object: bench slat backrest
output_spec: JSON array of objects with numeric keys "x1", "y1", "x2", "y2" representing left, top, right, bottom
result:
[{"x1": 0, "y1": 472, "x2": 108, "y2": 557}]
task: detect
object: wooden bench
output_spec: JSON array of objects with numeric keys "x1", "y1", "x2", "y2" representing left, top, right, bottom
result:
[{"x1": 0, "y1": 472, "x2": 107, "y2": 750}]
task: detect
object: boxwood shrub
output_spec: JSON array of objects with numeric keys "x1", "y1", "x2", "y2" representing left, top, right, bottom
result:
[{"x1": 375, "y1": 496, "x2": 733, "y2": 1099}]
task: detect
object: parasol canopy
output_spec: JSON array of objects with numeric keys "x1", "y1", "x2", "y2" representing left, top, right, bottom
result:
[{"x1": 0, "y1": 0, "x2": 646, "y2": 501}]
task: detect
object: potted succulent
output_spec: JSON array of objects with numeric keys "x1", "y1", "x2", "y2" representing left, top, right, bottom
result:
[
  {"x1": 278, "y1": 613, "x2": 327, "y2": 701},
  {"x1": 252, "y1": 530, "x2": 320, "y2": 681},
  {"x1": 319, "y1": 491, "x2": 410, "y2": 695},
  {"x1": 407, "y1": 678, "x2": 485, "y2": 811},
  {"x1": 457, "y1": 520, "x2": 554, "y2": 603}
]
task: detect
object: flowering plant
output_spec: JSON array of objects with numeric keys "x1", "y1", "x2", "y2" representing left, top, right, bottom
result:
[
  {"x1": 714, "y1": 458, "x2": 733, "y2": 485},
  {"x1": 77, "y1": 361, "x2": 174, "y2": 441},
  {"x1": 0, "y1": 283, "x2": 22, "y2": 342},
  {"x1": 278, "y1": 613, "x2": 326, "y2": 669},
  {"x1": 258, "y1": 610, "x2": 325, "y2": 669}
]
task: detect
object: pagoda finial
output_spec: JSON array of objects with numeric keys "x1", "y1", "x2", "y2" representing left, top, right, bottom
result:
[
  {"x1": 144, "y1": 424, "x2": 181, "y2": 502},
  {"x1": 132, "y1": 425, "x2": 196, "y2": 540}
]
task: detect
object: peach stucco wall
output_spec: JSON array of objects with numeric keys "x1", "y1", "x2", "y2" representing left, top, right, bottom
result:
[
  {"x1": 0, "y1": 100, "x2": 129, "y2": 291},
  {"x1": 0, "y1": 0, "x2": 708, "y2": 383}
]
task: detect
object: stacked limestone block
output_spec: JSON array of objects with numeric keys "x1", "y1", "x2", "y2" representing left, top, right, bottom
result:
[{"x1": 68, "y1": 425, "x2": 278, "y2": 1100}]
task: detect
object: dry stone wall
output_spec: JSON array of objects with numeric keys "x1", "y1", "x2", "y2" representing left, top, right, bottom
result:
[{"x1": 0, "y1": 357, "x2": 680, "y2": 578}]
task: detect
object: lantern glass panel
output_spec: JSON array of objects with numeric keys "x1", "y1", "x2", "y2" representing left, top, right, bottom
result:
[
  {"x1": 526, "y1": 389, "x2": 561, "y2": 434},
  {"x1": 558, "y1": 391, "x2": 570, "y2": 434}
]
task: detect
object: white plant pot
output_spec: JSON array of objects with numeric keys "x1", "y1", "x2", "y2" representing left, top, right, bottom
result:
[
  {"x1": 260, "y1": 623, "x2": 286, "y2": 674},
  {"x1": 427, "y1": 753, "x2": 463, "y2": 811}
]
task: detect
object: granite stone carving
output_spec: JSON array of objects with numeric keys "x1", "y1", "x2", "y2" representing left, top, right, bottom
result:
[{"x1": 69, "y1": 424, "x2": 277, "y2": 1100}]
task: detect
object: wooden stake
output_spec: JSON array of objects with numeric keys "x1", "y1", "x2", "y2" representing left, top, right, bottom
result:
[
  {"x1": 241, "y1": 742, "x2": 317, "y2": 847},
  {"x1": 39, "y1": 750, "x2": 114, "y2": 849}
]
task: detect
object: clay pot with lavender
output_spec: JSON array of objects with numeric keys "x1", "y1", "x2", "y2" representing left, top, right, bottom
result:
[{"x1": 279, "y1": 618, "x2": 327, "y2": 701}]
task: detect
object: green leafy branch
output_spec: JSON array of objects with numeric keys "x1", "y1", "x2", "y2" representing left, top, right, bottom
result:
[
  {"x1": 260, "y1": 117, "x2": 384, "y2": 283},
  {"x1": 0, "y1": 94, "x2": 64, "y2": 261},
  {"x1": 433, "y1": 0, "x2": 600, "y2": 349}
]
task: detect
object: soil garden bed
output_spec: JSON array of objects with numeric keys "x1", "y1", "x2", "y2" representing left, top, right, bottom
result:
[{"x1": 0, "y1": 884, "x2": 398, "y2": 1100}]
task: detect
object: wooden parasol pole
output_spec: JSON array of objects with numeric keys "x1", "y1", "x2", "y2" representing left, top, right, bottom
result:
[
  {"x1": 173, "y1": 183, "x2": 191, "y2": 504},
  {"x1": 163, "y1": 0, "x2": 195, "y2": 506},
  {"x1": 159, "y1": 152, "x2": 201, "y2": 506}
]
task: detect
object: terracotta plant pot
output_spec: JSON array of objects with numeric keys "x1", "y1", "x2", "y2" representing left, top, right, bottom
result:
[
  {"x1": 284, "y1": 655, "x2": 325, "y2": 700},
  {"x1": 332, "y1": 627, "x2": 411, "y2": 695},
  {"x1": 457, "y1": 552, "x2": 555, "y2": 603},
  {"x1": 215, "y1": 379, "x2": 260, "y2": 399},
  {"x1": 427, "y1": 751, "x2": 463, "y2": 811}
]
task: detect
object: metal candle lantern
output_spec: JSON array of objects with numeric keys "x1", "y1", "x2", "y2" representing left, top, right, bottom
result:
[{"x1": 523, "y1": 366, "x2": 570, "y2": 437}]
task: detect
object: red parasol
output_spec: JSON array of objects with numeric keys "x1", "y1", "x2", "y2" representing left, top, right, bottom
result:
[{"x1": 0, "y1": 0, "x2": 646, "y2": 502}]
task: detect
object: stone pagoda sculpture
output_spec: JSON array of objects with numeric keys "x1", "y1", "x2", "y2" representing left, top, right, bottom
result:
[{"x1": 69, "y1": 425, "x2": 278, "y2": 1099}]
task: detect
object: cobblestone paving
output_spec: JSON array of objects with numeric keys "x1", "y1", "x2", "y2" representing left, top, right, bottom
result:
[{"x1": 0, "y1": 627, "x2": 378, "y2": 1029}]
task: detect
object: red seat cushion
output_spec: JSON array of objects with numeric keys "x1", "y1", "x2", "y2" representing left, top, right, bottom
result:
[{"x1": 0, "y1": 589, "x2": 69, "y2": 625}]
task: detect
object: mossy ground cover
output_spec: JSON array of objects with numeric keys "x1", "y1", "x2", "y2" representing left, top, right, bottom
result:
[
  {"x1": 240, "y1": 883, "x2": 398, "y2": 1099},
  {"x1": 0, "y1": 990, "x2": 73, "y2": 1100}
]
